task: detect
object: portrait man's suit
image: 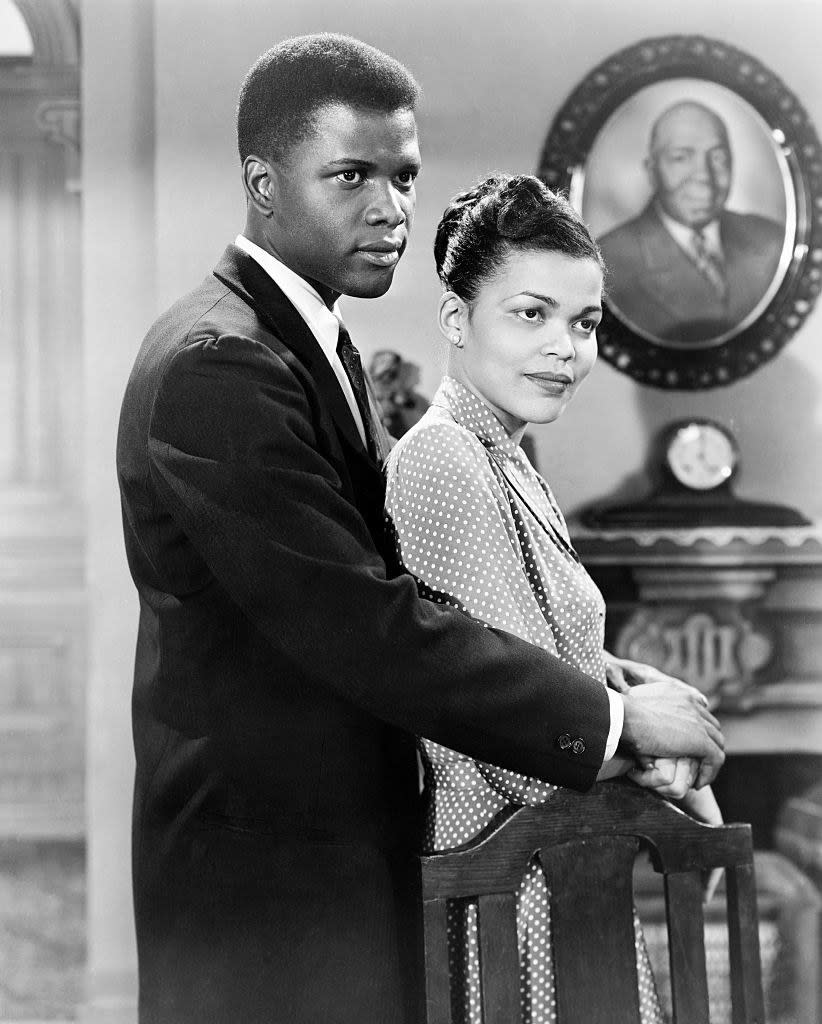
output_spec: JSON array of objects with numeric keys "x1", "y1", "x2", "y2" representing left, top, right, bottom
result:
[
  {"x1": 116, "y1": 244, "x2": 612, "y2": 1024},
  {"x1": 598, "y1": 203, "x2": 784, "y2": 343}
]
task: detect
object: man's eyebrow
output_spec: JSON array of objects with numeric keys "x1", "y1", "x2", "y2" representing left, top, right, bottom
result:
[
  {"x1": 325, "y1": 158, "x2": 376, "y2": 168},
  {"x1": 324, "y1": 157, "x2": 422, "y2": 172}
]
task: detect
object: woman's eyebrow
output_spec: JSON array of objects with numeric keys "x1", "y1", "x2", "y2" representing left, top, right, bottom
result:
[{"x1": 517, "y1": 291, "x2": 558, "y2": 307}]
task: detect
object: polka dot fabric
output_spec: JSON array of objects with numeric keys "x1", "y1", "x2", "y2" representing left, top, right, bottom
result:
[{"x1": 384, "y1": 377, "x2": 665, "y2": 1024}]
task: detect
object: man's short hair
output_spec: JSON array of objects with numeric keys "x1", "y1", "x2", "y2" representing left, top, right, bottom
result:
[{"x1": 237, "y1": 33, "x2": 420, "y2": 164}]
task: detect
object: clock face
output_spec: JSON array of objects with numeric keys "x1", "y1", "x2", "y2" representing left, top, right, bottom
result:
[{"x1": 665, "y1": 421, "x2": 738, "y2": 491}]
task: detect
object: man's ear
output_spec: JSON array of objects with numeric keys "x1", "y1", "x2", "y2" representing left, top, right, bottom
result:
[
  {"x1": 438, "y1": 291, "x2": 468, "y2": 348},
  {"x1": 242, "y1": 155, "x2": 277, "y2": 216}
]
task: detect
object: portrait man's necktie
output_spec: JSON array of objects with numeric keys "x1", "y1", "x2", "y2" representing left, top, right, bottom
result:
[
  {"x1": 690, "y1": 229, "x2": 727, "y2": 301},
  {"x1": 336, "y1": 322, "x2": 391, "y2": 463}
]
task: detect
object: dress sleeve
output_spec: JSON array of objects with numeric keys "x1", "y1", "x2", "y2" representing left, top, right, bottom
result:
[{"x1": 385, "y1": 422, "x2": 561, "y2": 805}]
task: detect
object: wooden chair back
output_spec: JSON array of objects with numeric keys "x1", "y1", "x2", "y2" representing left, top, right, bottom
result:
[{"x1": 420, "y1": 780, "x2": 764, "y2": 1024}]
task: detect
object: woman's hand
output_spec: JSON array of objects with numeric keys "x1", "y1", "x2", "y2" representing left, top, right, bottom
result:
[
  {"x1": 607, "y1": 753, "x2": 702, "y2": 800},
  {"x1": 600, "y1": 752, "x2": 725, "y2": 901},
  {"x1": 678, "y1": 785, "x2": 725, "y2": 903},
  {"x1": 680, "y1": 784, "x2": 723, "y2": 827},
  {"x1": 603, "y1": 652, "x2": 632, "y2": 693},
  {"x1": 629, "y1": 764, "x2": 725, "y2": 902},
  {"x1": 627, "y1": 755, "x2": 698, "y2": 799}
]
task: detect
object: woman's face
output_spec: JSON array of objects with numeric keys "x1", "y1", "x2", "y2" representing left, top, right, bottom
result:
[{"x1": 445, "y1": 248, "x2": 603, "y2": 435}]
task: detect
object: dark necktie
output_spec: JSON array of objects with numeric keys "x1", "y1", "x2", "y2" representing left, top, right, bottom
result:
[
  {"x1": 336, "y1": 322, "x2": 391, "y2": 463},
  {"x1": 691, "y1": 229, "x2": 727, "y2": 300}
]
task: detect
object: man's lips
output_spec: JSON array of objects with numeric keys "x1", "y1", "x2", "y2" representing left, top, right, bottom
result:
[{"x1": 357, "y1": 241, "x2": 404, "y2": 267}]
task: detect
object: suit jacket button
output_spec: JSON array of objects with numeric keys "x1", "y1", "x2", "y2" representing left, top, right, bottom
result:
[
  {"x1": 557, "y1": 733, "x2": 572, "y2": 750},
  {"x1": 571, "y1": 738, "x2": 586, "y2": 755}
]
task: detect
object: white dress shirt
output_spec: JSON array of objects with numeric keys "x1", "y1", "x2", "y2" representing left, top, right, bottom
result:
[
  {"x1": 604, "y1": 677, "x2": 624, "y2": 759},
  {"x1": 235, "y1": 234, "x2": 367, "y2": 447}
]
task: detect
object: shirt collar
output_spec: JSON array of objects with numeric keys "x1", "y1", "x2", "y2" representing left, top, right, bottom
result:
[
  {"x1": 432, "y1": 376, "x2": 520, "y2": 455},
  {"x1": 654, "y1": 204, "x2": 723, "y2": 260},
  {"x1": 234, "y1": 234, "x2": 342, "y2": 359}
]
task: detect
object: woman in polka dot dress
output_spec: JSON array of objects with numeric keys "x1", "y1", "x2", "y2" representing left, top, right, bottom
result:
[{"x1": 384, "y1": 175, "x2": 721, "y2": 1024}]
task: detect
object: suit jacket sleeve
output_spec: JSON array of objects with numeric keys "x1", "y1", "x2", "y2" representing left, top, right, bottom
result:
[{"x1": 147, "y1": 332, "x2": 610, "y2": 789}]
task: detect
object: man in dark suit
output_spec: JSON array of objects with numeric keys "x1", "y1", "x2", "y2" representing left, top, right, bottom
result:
[
  {"x1": 599, "y1": 100, "x2": 785, "y2": 344},
  {"x1": 117, "y1": 35, "x2": 725, "y2": 1024}
]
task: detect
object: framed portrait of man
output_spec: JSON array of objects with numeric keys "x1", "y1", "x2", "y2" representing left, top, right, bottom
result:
[{"x1": 539, "y1": 36, "x2": 822, "y2": 389}]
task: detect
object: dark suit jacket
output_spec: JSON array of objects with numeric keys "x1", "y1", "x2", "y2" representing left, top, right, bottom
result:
[
  {"x1": 598, "y1": 203, "x2": 784, "y2": 343},
  {"x1": 116, "y1": 245, "x2": 611, "y2": 1024}
]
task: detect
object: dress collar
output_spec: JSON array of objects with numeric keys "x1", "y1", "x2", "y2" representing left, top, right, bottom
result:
[{"x1": 431, "y1": 376, "x2": 521, "y2": 456}]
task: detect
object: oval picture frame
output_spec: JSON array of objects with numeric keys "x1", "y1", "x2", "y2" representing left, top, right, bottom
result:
[{"x1": 539, "y1": 35, "x2": 822, "y2": 389}]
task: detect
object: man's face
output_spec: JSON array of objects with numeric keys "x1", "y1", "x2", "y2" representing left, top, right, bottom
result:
[
  {"x1": 647, "y1": 106, "x2": 732, "y2": 228},
  {"x1": 265, "y1": 103, "x2": 421, "y2": 303}
]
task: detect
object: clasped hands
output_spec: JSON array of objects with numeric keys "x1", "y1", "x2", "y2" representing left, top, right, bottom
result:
[
  {"x1": 604, "y1": 653, "x2": 725, "y2": 900},
  {"x1": 604, "y1": 651, "x2": 724, "y2": 796}
]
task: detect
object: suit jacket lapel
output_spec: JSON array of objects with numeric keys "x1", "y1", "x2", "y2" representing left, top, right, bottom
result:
[{"x1": 212, "y1": 244, "x2": 371, "y2": 462}]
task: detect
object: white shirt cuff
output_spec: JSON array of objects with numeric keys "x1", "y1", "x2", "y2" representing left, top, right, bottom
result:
[{"x1": 603, "y1": 687, "x2": 624, "y2": 761}]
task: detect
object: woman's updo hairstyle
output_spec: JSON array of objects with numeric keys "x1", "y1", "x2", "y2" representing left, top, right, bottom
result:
[{"x1": 434, "y1": 173, "x2": 603, "y2": 301}]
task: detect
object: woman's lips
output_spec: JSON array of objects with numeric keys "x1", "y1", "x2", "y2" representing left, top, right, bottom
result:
[{"x1": 525, "y1": 373, "x2": 573, "y2": 395}]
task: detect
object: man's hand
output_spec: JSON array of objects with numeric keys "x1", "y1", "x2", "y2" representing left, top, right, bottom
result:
[{"x1": 619, "y1": 680, "x2": 725, "y2": 788}]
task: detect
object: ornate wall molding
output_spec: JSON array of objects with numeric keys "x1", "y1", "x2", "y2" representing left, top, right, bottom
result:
[
  {"x1": 36, "y1": 96, "x2": 81, "y2": 191},
  {"x1": 575, "y1": 526, "x2": 822, "y2": 750},
  {"x1": 617, "y1": 604, "x2": 773, "y2": 707},
  {"x1": 36, "y1": 97, "x2": 80, "y2": 151}
]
